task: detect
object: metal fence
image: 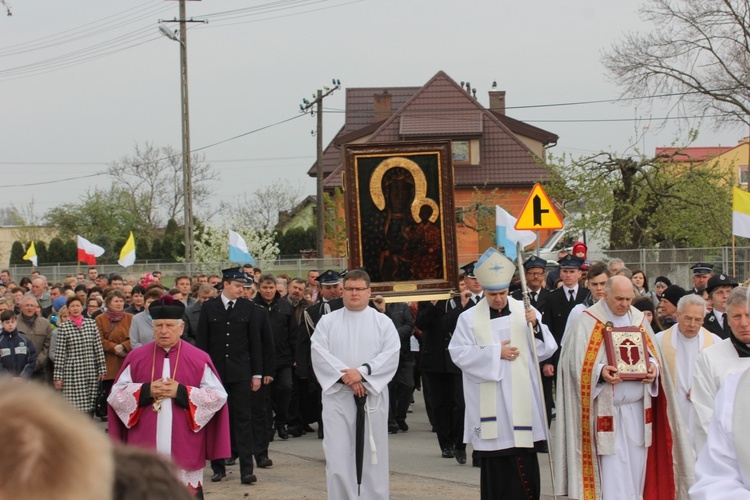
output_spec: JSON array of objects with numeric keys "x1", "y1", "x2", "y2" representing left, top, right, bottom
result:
[
  {"x1": 7, "y1": 247, "x2": 750, "y2": 289},
  {"x1": 6, "y1": 257, "x2": 348, "y2": 285}
]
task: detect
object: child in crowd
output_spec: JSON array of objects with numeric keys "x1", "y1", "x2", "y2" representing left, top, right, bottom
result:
[{"x1": 0, "y1": 310, "x2": 37, "y2": 380}]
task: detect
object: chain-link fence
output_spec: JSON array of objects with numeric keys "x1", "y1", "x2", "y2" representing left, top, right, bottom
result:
[
  {"x1": 7, "y1": 247, "x2": 750, "y2": 289},
  {"x1": 6, "y1": 257, "x2": 348, "y2": 285}
]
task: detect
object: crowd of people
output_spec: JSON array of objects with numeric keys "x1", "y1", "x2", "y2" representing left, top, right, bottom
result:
[{"x1": 1, "y1": 245, "x2": 750, "y2": 499}]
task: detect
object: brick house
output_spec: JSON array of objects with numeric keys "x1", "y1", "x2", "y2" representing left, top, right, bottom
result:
[{"x1": 308, "y1": 70, "x2": 560, "y2": 262}]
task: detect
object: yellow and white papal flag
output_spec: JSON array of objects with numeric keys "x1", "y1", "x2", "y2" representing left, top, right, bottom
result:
[
  {"x1": 733, "y1": 187, "x2": 750, "y2": 238},
  {"x1": 118, "y1": 232, "x2": 136, "y2": 268}
]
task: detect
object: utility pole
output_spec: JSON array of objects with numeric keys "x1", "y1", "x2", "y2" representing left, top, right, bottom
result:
[
  {"x1": 300, "y1": 79, "x2": 341, "y2": 258},
  {"x1": 160, "y1": 1, "x2": 205, "y2": 265}
]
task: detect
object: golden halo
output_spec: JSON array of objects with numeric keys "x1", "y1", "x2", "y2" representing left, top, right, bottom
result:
[{"x1": 369, "y1": 157, "x2": 438, "y2": 223}]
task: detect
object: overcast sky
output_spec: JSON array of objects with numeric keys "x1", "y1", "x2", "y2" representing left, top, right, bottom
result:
[{"x1": 0, "y1": 0, "x2": 744, "y2": 223}]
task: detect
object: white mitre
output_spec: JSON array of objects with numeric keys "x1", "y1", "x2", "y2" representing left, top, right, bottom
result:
[{"x1": 474, "y1": 247, "x2": 515, "y2": 291}]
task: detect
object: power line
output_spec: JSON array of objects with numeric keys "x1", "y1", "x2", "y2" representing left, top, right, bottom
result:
[{"x1": 0, "y1": 114, "x2": 308, "y2": 189}]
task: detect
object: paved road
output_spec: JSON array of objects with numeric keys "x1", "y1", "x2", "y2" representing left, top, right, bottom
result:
[{"x1": 203, "y1": 392, "x2": 556, "y2": 499}]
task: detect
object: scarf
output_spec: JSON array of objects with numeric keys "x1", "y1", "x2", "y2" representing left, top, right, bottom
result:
[
  {"x1": 20, "y1": 314, "x2": 37, "y2": 329},
  {"x1": 70, "y1": 315, "x2": 84, "y2": 329},
  {"x1": 105, "y1": 309, "x2": 125, "y2": 323},
  {"x1": 730, "y1": 332, "x2": 750, "y2": 357}
]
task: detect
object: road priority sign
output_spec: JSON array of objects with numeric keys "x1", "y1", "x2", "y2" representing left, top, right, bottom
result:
[{"x1": 514, "y1": 183, "x2": 564, "y2": 230}]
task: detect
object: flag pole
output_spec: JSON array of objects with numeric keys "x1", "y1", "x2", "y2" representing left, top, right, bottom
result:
[{"x1": 516, "y1": 241, "x2": 556, "y2": 498}]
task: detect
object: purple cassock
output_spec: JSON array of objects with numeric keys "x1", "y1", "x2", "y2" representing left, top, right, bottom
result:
[{"x1": 107, "y1": 340, "x2": 231, "y2": 473}]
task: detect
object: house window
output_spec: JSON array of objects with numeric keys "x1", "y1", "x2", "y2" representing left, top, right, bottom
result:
[
  {"x1": 452, "y1": 140, "x2": 480, "y2": 165},
  {"x1": 452, "y1": 141, "x2": 470, "y2": 163},
  {"x1": 740, "y1": 166, "x2": 749, "y2": 186}
]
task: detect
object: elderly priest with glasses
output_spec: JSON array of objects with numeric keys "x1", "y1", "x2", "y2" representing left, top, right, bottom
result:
[
  {"x1": 449, "y1": 247, "x2": 557, "y2": 500},
  {"x1": 108, "y1": 295, "x2": 231, "y2": 498}
]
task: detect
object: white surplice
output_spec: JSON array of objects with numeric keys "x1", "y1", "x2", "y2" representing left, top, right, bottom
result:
[
  {"x1": 690, "y1": 370, "x2": 750, "y2": 499},
  {"x1": 448, "y1": 299, "x2": 556, "y2": 451},
  {"x1": 690, "y1": 338, "x2": 750, "y2": 455},
  {"x1": 655, "y1": 326, "x2": 720, "y2": 451},
  {"x1": 108, "y1": 350, "x2": 227, "y2": 488},
  {"x1": 311, "y1": 307, "x2": 400, "y2": 500}
]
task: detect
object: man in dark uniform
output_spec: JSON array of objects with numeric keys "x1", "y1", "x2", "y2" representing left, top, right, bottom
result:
[
  {"x1": 512, "y1": 255, "x2": 550, "y2": 312},
  {"x1": 417, "y1": 262, "x2": 482, "y2": 465},
  {"x1": 690, "y1": 262, "x2": 713, "y2": 294},
  {"x1": 295, "y1": 270, "x2": 344, "y2": 438},
  {"x1": 286, "y1": 277, "x2": 313, "y2": 438},
  {"x1": 702, "y1": 273, "x2": 738, "y2": 340},
  {"x1": 196, "y1": 268, "x2": 268, "y2": 486},
  {"x1": 541, "y1": 254, "x2": 589, "y2": 423}
]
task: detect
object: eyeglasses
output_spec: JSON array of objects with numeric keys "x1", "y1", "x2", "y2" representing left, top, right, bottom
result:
[{"x1": 343, "y1": 287, "x2": 369, "y2": 293}]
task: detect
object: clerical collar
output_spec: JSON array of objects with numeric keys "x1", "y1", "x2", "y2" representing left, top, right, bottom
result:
[{"x1": 489, "y1": 303, "x2": 511, "y2": 319}]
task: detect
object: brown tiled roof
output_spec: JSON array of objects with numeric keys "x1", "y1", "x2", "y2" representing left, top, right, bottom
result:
[
  {"x1": 344, "y1": 87, "x2": 419, "y2": 133},
  {"x1": 399, "y1": 111, "x2": 483, "y2": 136},
  {"x1": 655, "y1": 146, "x2": 733, "y2": 163},
  {"x1": 307, "y1": 71, "x2": 558, "y2": 188},
  {"x1": 491, "y1": 111, "x2": 558, "y2": 146},
  {"x1": 367, "y1": 71, "x2": 550, "y2": 187}
]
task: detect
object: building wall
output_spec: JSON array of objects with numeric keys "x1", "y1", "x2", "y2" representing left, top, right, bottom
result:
[
  {"x1": 280, "y1": 203, "x2": 316, "y2": 234},
  {"x1": 0, "y1": 227, "x2": 59, "y2": 268}
]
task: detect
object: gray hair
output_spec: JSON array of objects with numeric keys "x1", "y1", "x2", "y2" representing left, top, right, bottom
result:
[
  {"x1": 616, "y1": 267, "x2": 633, "y2": 279},
  {"x1": 729, "y1": 286, "x2": 748, "y2": 311},
  {"x1": 275, "y1": 278, "x2": 287, "y2": 291},
  {"x1": 609, "y1": 258, "x2": 624, "y2": 268},
  {"x1": 677, "y1": 293, "x2": 707, "y2": 316}
]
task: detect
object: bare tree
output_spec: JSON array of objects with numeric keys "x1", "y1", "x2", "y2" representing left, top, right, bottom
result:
[
  {"x1": 108, "y1": 142, "x2": 219, "y2": 232},
  {"x1": 604, "y1": 0, "x2": 750, "y2": 127},
  {"x1": 229, "y1": 179, "x2": 305, "y2": 233}
]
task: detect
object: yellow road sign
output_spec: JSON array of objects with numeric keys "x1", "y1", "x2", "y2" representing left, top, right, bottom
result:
[{"x1": 515, "y1": 183, "x2": 564, "y2": 230}]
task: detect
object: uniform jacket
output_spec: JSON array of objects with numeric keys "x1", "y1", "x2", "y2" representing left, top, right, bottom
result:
[
  {"x1": 196, "y1": 295, "x2": 267, "y2": 383},
  {"x1": 0, "y1": 329, "x2": 37, "y2": 378},
  {"x1": 295, "y1": 298, "x2": 343, "y2": 379},
  {"x1": 703, "y1": 310, "x2": 731, "y2": 340},
  {"x1": 417, "y1": 296, "x2": 480, "y2": 374},
  {"x1": 254, "y1": 292, "x2": 296, "y2": 368},
  {"x1": 384, "y1": 302, "x2": 415, "y2": 358},
  {"x1": 542, "y1": 286, "x2": 590, "y2": 367},
  {"x1": 512, "y1": 287, "x2": 551, "y2": 313},
  {"x1": 182, "y1": 300, "x2": 202, "y2": 345}
]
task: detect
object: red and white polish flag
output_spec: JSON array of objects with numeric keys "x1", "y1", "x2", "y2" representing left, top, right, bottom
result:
[{"x1": 77, "y1": 235, "x2": 105, "y2": 265}]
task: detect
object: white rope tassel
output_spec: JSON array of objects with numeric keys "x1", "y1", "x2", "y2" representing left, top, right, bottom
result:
[{"x1": 366, "y1": 400, "x2": 378, "y2": 464}]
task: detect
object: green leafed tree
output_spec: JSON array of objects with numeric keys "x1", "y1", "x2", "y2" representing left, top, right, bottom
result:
[
  {"x1": 544, "y1": 149, "x2": 734, "y2": 249},
  {"x1": 44, "y1": 187, "x2": 142, "y2": 261},
  {"x1": 35, "y1": 241, "x2": 47, "y2": 266},
  {"x1": 47, "y1": 237, "x2": 68, "y2": 264}
]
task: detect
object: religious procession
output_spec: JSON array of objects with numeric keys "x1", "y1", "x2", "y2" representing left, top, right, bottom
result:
[{"x1": 5, "y1": 0, "x2": 750, "y2": 499}]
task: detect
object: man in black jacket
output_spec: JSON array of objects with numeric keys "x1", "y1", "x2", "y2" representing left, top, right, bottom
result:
[
  {"x1": 295, "y1": 270, "x2": 343, "y2": 438},
  {"x1": 196, "y1": 268, "x2": 269, "y2": 486},
  {"x1": 512, "y1": 255, "x2": 550, "y2": 312},
  {"x1": 541, "y1": 254, "x2": 589, "y2": 423},
  {"x1": 254, "y1": 274, "x2": 296, "y2": 441},
  {"x1": 702, "y1": 273, "x2": 738, "y2": 340},
  {"x1": 417, "y1": 262, "x2": 482, "y2": 465}
]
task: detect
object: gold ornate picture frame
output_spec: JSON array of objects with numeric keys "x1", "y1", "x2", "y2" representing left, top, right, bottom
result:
[{"x1": 343, "y1": 141, "x2": 458, "y2": 301}]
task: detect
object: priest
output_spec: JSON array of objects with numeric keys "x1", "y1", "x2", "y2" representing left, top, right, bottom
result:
[
  {"x1": 311, "y1": 269, "x2": 400, "y2": 499},
  {"x1": 449, "y1": 247, "x2": 557, "y2": 500},
  {"x1": 690, "y1": 369, "x2": 750, "y2": 498},
  {"x1": 654, "y1": 294, "x2": 720, "y2": 449},
  {"x1": 691, "y1": 286, "x2": 750, "y2": 455},
  {"x1": 554, "y1": 275, "x2": 693, "y2": 500},
  {"x1": 108, "y1": 296, "x2": 231, "y2": 498}
]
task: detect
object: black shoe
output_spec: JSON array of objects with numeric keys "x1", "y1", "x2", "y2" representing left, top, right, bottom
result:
[
  {"x1": 278, "y1": 425, "x2": 289, "y2": 440},
  {"x1": 224, "y1": 457, "x2": 236, "y2": 466},
  {"x1": 240, "y1": 474, "x2": 257, "y2": 485},
  {"x1": 210, "y1": 472, "x2": 226, "y2": 482},
  {"x1": 441, "y1": 448, "x2": 454, "y2": 459},
  {"x1": 257, "y1": 456, "x2": 273, "y2": 468},
  {"x1": 388, "y1": 425, "x2": 399, "y2": 434},
  {"x1": 455, "y1": 448, "x2": 467, "y2": 465},
  {"x1": 287, "y1": 425, "x2": 303, "y2": 438},
  {"x1": 303, "y1": 424, "x2": 315, "y2": 433},
  {"x1": 396, "y1": 420, "x2": 409, "y2": 432}
]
